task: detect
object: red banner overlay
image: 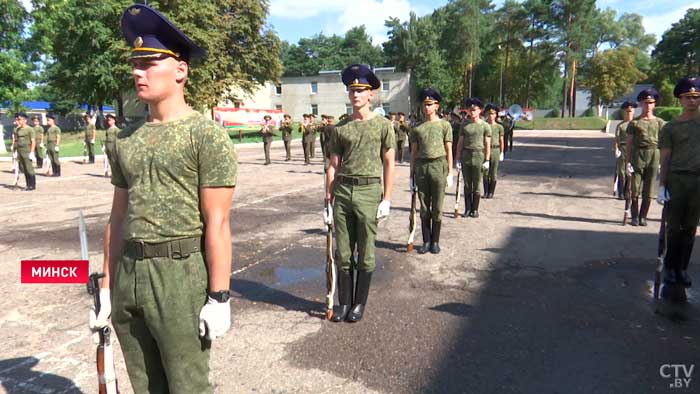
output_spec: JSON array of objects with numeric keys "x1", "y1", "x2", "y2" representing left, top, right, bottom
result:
[{"x1": 21, "y1": 260, "x2": 89, "y2": 284}]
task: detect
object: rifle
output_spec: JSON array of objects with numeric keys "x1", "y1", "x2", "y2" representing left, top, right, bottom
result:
[
  {"x1": 622, "y1": 175, "x2": 631, "y2": 225},
  {"x1": 11, "y1": 151, "x2": 19, "y2": 187},
  {"x1": 407, "y1": 179, "x2": 417, "y2": 252},
  {"x1": 654, "y1": 203, "x2": 667, "y2": 300},
  {"x1": 81, "y1": 212, "x2": 119, "y2": 394},
  {"x1": 454, "y1": 166, "x2": 462, "y2": 218},
  {"x1": 102, "y1": 145, "x2": 110, "y2": 176},
  {"x1": 323, "y1": 162, "x2": 336, "y2": 320}
]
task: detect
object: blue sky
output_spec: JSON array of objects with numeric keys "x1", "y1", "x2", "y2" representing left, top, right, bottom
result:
[{"x1": 268, "y1": 0, "x2": 700, "y2": 45}]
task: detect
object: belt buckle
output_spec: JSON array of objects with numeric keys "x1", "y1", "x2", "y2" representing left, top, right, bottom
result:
[
  {"x1": 134, "y1": 240, "x2": 145, "y2": 260},
  {"x1": 171, "y1": 240, "x2": 190, "y2": 260}
]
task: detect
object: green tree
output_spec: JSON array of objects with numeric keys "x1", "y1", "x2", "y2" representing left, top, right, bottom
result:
[
  {"x1": 653, "y1": 8, "x2": 700, "y2": 76},
  {"x1": 585, "y1": 47, "x2": 646, "y2": 115},
  {"x1": 0, "y1": 0, "x2": 34, "y2": 111}
]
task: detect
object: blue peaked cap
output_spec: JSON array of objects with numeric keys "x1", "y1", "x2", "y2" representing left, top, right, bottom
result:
[{"x1": 341, "y1": 64, "x2": 381, "y2": 90}]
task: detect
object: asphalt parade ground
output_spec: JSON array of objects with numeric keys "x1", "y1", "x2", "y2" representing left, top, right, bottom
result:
[{"x1": 0, "y1": 129, "x2": 698, "y2": 393}]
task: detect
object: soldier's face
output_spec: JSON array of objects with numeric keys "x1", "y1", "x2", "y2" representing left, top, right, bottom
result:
[
  {"x1": 131, "y1": 56, "x2": 188, "y2": 103},
  {"x1": 422, "y1": 102, "x2": 438, "y2": 117},
  {"x1": 47, "y1": 118, "x2": 55, "y2": 126},
  {"x1": 348, "y1": 88, "x2": 374, "y2": 110},
  {"x1": 468, "y1": 107, "x2": 481, "y2": 120},
  {"x1": 641, "y1": 100, "x2": 655, "y2": 113},
  {"x1": 680, "y1": 95, "x2": 700, "y2": 112},
  {"x1": 16, "y1": 117, "x2": 26, "y2": 127},
  {"x1": 107, "y1": 118, "x2": 116, "y2": 127},
  {"x1": 33, "y1": 119, "x2": 39, "y2": 126},
  {"x1": 488, "y1": 111, "x2": 497, "y2": 121}
]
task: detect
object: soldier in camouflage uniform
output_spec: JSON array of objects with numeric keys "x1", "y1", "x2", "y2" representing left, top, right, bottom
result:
[
  {"x1": 325, "y1": 64, "x2": 395, "y2": 323},
  {"x1": 31, "y1": 116, "x2": 45, "y2": 168},
  {"x1": 103, "y1": 114, "x2": 120, "y2": 176},
  {"x1": 657, "y1": 76, "x2": 700, "y2": 290},
  {"x1": 309, "y1": 113, "x2": 318, "y2": 159},
  {"x1": 261, "y1": 114, "x2": 276, "y2": 165},
  {"x1": 455, "y1": 98, "x2": 491, "y2": 218},
  {"x1": 483, "y1": 104, "x2": 504, "y2": 199},
  {"x1": 614, "y1": 101, "x2": 636, "y2": 200},
  {"x1": 625, "y1": 88, "x2": 666, "y2": 226},
  {"x1": 280, "y1": 114, "x2": 293, "y2": 161},
  {"x1": 301, "y1": 114, "x2": 313, "y2": 164},
  {"x1": 321, "y1": 115, "x2": 335, "y2": 162},
  {"x1": 84, "y1": 114, "x2": 97, "y2": 164},
  {"x1": 410, "y1": 88, "x2": 453, "y2": 254},
  {"x1": 88, "y1": 5, "x2": 238, "y2": 393},
  {"x1": 12, "y1": 112, "x2": 37, "y2": 190},
  {"x1": 395, "y1": 112, "x2": 407, "y2": 163},
  {"x1": 45, "y1": 114, "x2": 61, "y2": 176}
]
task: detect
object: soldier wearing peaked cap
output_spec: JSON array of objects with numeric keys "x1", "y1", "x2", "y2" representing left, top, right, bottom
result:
[
  {"x1": 280, "y1": 114, "x2": 293, "y2": 161},
  {"x1": 84, "y1": 113, "x2": 97, "y2": 164},
  {"x1": 483, "y1": 103, "x2": 504, "y2": 199},
  {"x1": 614, "y1": 101, "x2": 637, "y2": 200},
  {"x1": 12, "y1": 112, "x2": 37, "y2": 190},
  {"x1": 625, "y1": 88, "x2": 666, "y2": 226},
  {"x1": 455, "y1": 98, "x2": 491, "y2": 218},
  {"x1": 103, "y1": 114, "x2": 120, "y2": 176},
  {"x1": 31, "y1": 116, "x2": 45, "y2": 169},
  {"x1": 325, "y1": 64, "x2": 395, "y2": 322},
  {"x1": 410, "y1": 88, "x2": 453, "y2": 254},
  {"x1": 87, "y1": 5, "x2": 239, "y2": 393},
  {"x1": 657, "y1": 76, "x2": 700, "y2": 291},
  {"x1": 45, "y1": 114, "x2": 61, "y2": 176},
  {"x1": 261, "y1": 114, "x2": 276, "y2": 165},
  {"x1": 301, "y1": 113, "x2": 313, "y2": 164}
]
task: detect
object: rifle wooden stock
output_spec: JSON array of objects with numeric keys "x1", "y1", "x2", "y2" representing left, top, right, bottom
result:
[
  {"x1": 88, "y1": 273, "x2": 119, "y2": 394},
  {"x1": 622, "y1": 175, "x2": 631, "y2": 226},
  {"x1": 323, "y1": 164, "x2": 337, "y2": 320}
]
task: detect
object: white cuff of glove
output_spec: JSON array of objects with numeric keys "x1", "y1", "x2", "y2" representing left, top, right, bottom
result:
[
  {"x1": 446, "y1": 175, "x2": 454, "y2": 188},
  {"x1": 482, "y1": 161, "x2": 490, "y2": 170},
  {"x1": 90, "y1": 139, "x2": 95, "y2": 144},
  {"x1": 39, "y1": 143, "x2": 45, "y2": 148},
  {"x1": 323, "y1": 206, "x2": 333, "y2": 225},
  {"x1": 456, "y1": 162, "x2": 462, "y2": 170},
  {"x1": 199, "y1": 297, "x2": 231, "y2": 340},
  {"x1": 29, "y1": 152, "x2": 36, "y2": 161},
  {"x1": 626, "y1": 163, "x2": 634, "y2": 174},
  {"x1": 376, "y1": 200, "x2": 391, "y2": 219},
  {"x1": 499, "y1": 152, "x2": 504, "y2": 162},
  {"x1": 615, "y1": 149, "x2": 622, "y2": 158},
  {"x1": 88, "y1": 289, "x2": 111, "y2": 332},
  {"x1": 55, "y1": 146, "x2": 60, "y2": 152},
  {"x1": 409, "y1": 178, "x2": 416, "y2": 191}
]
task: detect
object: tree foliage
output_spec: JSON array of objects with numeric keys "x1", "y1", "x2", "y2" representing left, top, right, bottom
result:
[
  {"x1": 0, "y1": 0, "x2": 34, "y2": 110},
  {"x1": 586, "y1": 47, "x2": 646, "y2": 105}
]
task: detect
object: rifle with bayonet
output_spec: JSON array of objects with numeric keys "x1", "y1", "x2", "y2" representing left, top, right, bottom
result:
[
  {"x1": 622, "y1": 175, "x2": 631, "y2": 225},
  {"x1": 654, "y1": 203, "x2": 667, "y2": 299},
  {"x1": 454, "y1": 166, "x2": 462, "y2": 218},
  {"x1": 323, "y1": 162, "x2": 337, "y2": 320},
  {"x1": 81, "y1": 211, "x2": 119, "y2": 394}
]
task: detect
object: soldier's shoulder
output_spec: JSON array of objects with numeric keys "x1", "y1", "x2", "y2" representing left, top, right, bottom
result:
[{"x1": 334, "y1": 117, "x2": 352, "y2": 129}]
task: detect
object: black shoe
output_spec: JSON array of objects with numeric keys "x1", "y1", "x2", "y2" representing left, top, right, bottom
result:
[
  {"x1": 331, "y1": 305, "x2": 351, "y2": 322},
  {"x1": 630, "y1": 218, "x2": 639, "y2": 226},
  {"x1": 639, "y1": 218, "x2": 647, "y2": 226},
  {"x1": 430, "y1": 243, "x2": 441, "y2": 254},
  {"x1": 331, "y1": 270, "x2": 354, "y2": 322},
  {"x1": 680, "y1": 271, "x2": 692, "y2": 287},
  {"x1": 472, "y1": 193, "x2": 481, "y2": 217},
  {"x1": 347, "y1": 271, "x2": 372, "y2": 322},
  {"x1": 630, "y1": 198, "x2": 639, "y2": 226},
  {"x1": 419, "y1": 219, "x2": 431, "y2": 254},
  {"x1": 430, "y1": 221, "x2": 441, "y2": 254},
  {"x1": 471, "y1": 211, "x2": 479, "y2": 218},
  {"x1": 463, "y1": 212, "x2": 470, "y2": 218},
  {"x1": 419, "y1": 242, "x2": 431, "y2": 254},
  {"x1": 663, "y1": 269, "x2": 678, "y2": 285}
]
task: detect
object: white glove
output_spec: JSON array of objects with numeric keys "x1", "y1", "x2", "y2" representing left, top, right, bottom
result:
[
  {"x1": 29, "y1": 152, "x2": 35, "y2": 161},
  {"x1": 615, "y1": 149, "x2": 621, "y2": 158},
  {"x1": 12, "y1": 151, "x2": 17, "y2": 159},
  {"x1": 482, "y1": 161, "x2": 490, "y2": 170},
  {"x1": 199, "y1": 296, "x2": 231, "y2": 340},
  {"x1": 39, "y1": 143, "x2": 45, "y2": 148},
  {"x1": 456, "y1": 162, "x2": 462, "y2": 170},
  {"x1": 323, "y1": 204, "x2": 333, "y2": 226},
  {"x1": 101, "y1": 145, "x2": 106, "y2": 152},
  {"x1": 376, "y1": 200, "x2": 391, "y2": 219},
  {"x1": 626, "y1": 162, "x2": 634, "y2": 175},
  {"x1": 409, "y1": 177, "x2": 416, "y2": 191},
  {"x1": 55, "y1": 146, "x2": 59, "y2": 152},
  {"x1": 446, "y1": 175, "x2": 454, "y2": 188},
  {"x1": 499, "y1": 152, "x2": 504, "y2": 162},
  {"x1": 88, "y1": 289, "x2": 111, "y2": 342},
  {"x1": 90, "y1": 138, "x2": 95, "y2": 144},
  {"x1": 656, "y1": 186, "x2": 670, "y2": 205}
]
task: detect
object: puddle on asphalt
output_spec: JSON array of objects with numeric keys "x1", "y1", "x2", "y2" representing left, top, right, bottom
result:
[{"x1": 257, "y1": 265, "x2": 324, "y2": 288}]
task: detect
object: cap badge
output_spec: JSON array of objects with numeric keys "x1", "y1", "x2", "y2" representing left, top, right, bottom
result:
[
  {"x1": 134, "y1": 36, "x2": 143, "y2": 48},
  {"x1": 352, "y1": 79, "x2": 359, "y2": 84},
  {"x1": 691, "y1": 87, "x2": 696, "y2": 93},
  {"x1": 128, "y1": 7, "x2": 140, "y2": 16}
]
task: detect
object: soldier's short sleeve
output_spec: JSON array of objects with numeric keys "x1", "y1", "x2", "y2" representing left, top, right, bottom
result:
[
  {"x1": 443, "y1": 122, "x2": 453, "y2": 143},
  {"x1": 659, "y1": 122, "x2": 672, "y2": 150},
  {"x1": 56, "y1": 127, "x2": 62, "y2": 135},
  {"x1": 381, "y1": 120, "x2": 396, "y2": 152},
  {"x1": 110, "y1": 138, "x2": 128, "y2": 189},
  {"x1": 29, "y1": 128, "x2": 35, "y2": 140},
  {"x1": 330, "y1": 126, "x2": 343, "y2": 156},
  {"x1": 483, "y1": 123, "x2": 492, "y2": 138},
  {"x1": 198, "y1": 124, "x2": 238, "y2": 187},
  {"x1": 409, "y1": 126, "x2": 418, "y2": 144}
]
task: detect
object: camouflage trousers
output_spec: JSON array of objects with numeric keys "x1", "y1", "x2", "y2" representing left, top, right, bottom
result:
[
  {"x1": 263, "y1": 136, "x2": 272, "y2": 164},
  {"x1": 17, "y1": 147, "x2": 35, "y2": 176},
  {"x1": 333, "y1": 182, "x2": 382, "y2": 272},
  {"x1": 461, "y1": 150, "x2": 484, "y2": 195},
  {"x1": 415, "y1": 157, "x2": 447, "y2": 223},
  {"x1": 665, "y1": 172, "x2": 700, "y2": 272},
  {"x1": 484, "y1": 147, "x2": 500, "y2": 183},
  {"x1": 47, "y1": 143, "x2": 60, "y2": 167},
  {"x1": 112, "y1": 251, "x2": 212, "y2": 394},
  {"x1": 631, "y1": 147, "x2": 659, "y2": 199}
]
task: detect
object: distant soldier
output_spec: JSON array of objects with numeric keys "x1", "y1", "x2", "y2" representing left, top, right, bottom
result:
[
  {"x1": 455, "y1": 98, "x2": 491, "y2": 217},
  {"x1": 309, "y1": 113, "x2": 318, "y2": 159},
  {"x1": 32, "y1": 116, "x2": 45, "y2": 168},
  {"x1": 625, "y1": 88, "x2": 666, "y2": 226},
  {"x1": 321, "y1": 115, "x2": 335, "y2": 161},
  {"x1": 614, "y1": 101, "x2": 637, "y2": 200},
  {"x1": 103, "y1": 114, "x2": 120, "y2": 176},
  {"x1": 46, "y1": 114, "x2": 61, "y2": 176},
  {"x1": 393, "y1": 112, "x2": 407, "y2": 163},
  {"x1": 325, "y1": 64, "x2": 395, "y2": 322},
  {"x1": 449, "y1": 112, "x2": 462, "y2": 165},
  {"x1": 501, "y1": 109, "x2": 514, "y2": 152},
  {"x1": 409, "y1": 88, "x2": 453, "y2": 254},
  {"x1": 280, "y1": 114, "x2": 293, "y2": 161},
  {"x1": 84, "y1": 113, "x2": 97, "y2": 163},
  {"x1": 483, "y1": 103, "x2": 504, "y2": 198},
  {"x1": 657, "y1": 76, "x2": 700, "y2": 288},
  {"x1": 261, "y1": 114, "x2": 275, "y2": 165},
  {"x1": 12, "y1": 112, "x2": 36, "y2": 190},
  {"x1": 301, "y1": 114, "x2": 313, "y2": 164},
  {"x1": 320, "y1": 115, "x2": 328, "y2": 158}
]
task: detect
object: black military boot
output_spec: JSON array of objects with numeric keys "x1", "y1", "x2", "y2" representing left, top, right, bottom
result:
[
  {"x1": 616, "y1": 177, "x2": 624, "y2": 200},
  {"x1": 630, "y1": 199, "x2": 639, "y2": 226},
  {"x1": 638, "y1": 199, "x2": 651, "y2": 226},
  {"x1": 331, "y1": 270, "x2": 353, "y2": 322},
  {"x1": 490, "y1": 180, "x2": 497, "y2": 198},
  {"x1": 483, "y1": 178, "x2": 490, "y2": 199},
  {"x1": 27, "y1": 175, "x2": 36, "y2": 191},
  {"x1": 419, "y1": 219, "x2": 431, "y2": 254},
  {"x1": 679, "y1": 233, "x2": 695, "y2": 287},
  {"x1": 463, "y1": 186, "x2": 471, "y2": 218},
  {"x1": 470, "y1": 193, "x2": 481, "y2": 218},
  {"x1": 347, "y1": 270, "x2": 372, "y2": 322},
  {"x1": 56, "y1": 164, "x2": 61, "y2": 177},
  {"x1": 430, "y1": 221, "x2": 441, "y2": 254}
]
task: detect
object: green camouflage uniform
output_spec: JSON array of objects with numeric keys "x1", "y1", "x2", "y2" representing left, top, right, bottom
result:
[
  {"x1": 280, "y1": 122, "x2": 293, "y2": 160},
  {"x1": 659, "y1": 119, "x2": 700, "y2": 278},
  {"x1": 109, "y1": 111, "x2": 238, "y2": 394},
  {"x1": 85, "y1": 123, "x2": 96, "y2": 163},
  {"x1": 411, "y1": 119, "x2": 452, "y2": 224},
  {"x1": 485, "y1": 122, "x2": 504, "y2": 191},
  {"x1": 615, "y1": 120, "x2": 631, "y2": 197},
  {"x1": 460, "y1": 119, "x2": 491, "y2": 195},
  {"x1": 628, "y1": 117, "x2": 665, "y2": 199},
  {"x1": 261, "y1": 124, "x2": 276, "y2": 164},
  {"x1": 14, "y1": 126, "x2": 35, "y2": 176},
  {"x1": 320, "y1": 124, "x2": 333, "y2": 161},
  {"x1": 397, "y1": 120, "x2": 409, "y2": 163},
  {"x1": 104, "y1": 126, "x2": 120, "y2": 164},
  {"x1": 310, "y1": 121, "x2": 319, "y2": 158},
  {"x1": 331, "y1": 115, "x2": 395, "y2": 272},
  {"x1": 46, "y1": 125, "x2": 61, "y2": 174},
  {"x1": 34, "y1": 125, "x2": 45, "y2": 167},
  {"x1": 302, "y1": 122, "x2": 314, "y2": 164}
]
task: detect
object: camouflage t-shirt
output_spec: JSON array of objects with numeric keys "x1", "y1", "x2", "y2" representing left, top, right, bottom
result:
[
  {"x1": 628, "y1": 117, "x2": 666, "y2": 149},
  {"x1": 46, "y1": 126, "x2": 61, "y2": 143},
  {"x1": 615, "y1": 121, "x2": 631, "y2": 145},
  {"x1": 111, "y1": 111, "x2": 239, "y2": 243},
  {"x1": 14, "y1": 126, "x2": 35, "y2": 148},
  {"x1": 331, "y1": 114, "x2": 396, "y2": 178},
  {"x1": 398, "y1": 121, "x2": 409, "y2": 141},
  {"x1": 409, "y1": 119, "x2": 452, "y2": 159},
  {"x1": 34, "y1": 126, "x2": 45, "y2": 140},
  {"x1": 659, "y1": 118, "x2": 700, "y2": 173},
  {"x1": 489, "y1": 123, "x2": 504, "y2": 149},
  {"x1": 85, "y1": 124, "x2": 96, "y2": 141},
  {"x1": 105, "y1": 126, "x2": 120, "y2": 144},
  {"x1": 460, "y1": 119, "x2": 491, "y2": 151}
]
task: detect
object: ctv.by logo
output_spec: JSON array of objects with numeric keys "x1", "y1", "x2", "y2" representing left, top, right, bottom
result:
[{"x1": 660, "y1": 364, "x2": 694, "y2": 389}]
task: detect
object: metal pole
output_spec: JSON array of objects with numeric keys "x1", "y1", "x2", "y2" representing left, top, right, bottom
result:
[{"x1": 499, "y1": 45, "x2": 504, "y2": 106}]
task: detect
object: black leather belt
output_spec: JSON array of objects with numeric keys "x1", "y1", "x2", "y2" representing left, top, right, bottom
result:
[
  {"x1": 124, "y1": 237, "x2": 202, "y2": 260},
  {"x1": 337, "y1": 176, "x2": 381, "y2": 186}
]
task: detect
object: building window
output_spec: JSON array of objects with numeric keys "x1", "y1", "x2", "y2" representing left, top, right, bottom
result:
[
  {"x1": 311, "y1": 104, "x2": 318, "y2": 116},
  {"x1": 382, "y1": 79, "x2": 390, "y2": 92},
  {"x1": 275, "y1": 105, "x2": 283, "y2": 110},
  {"x1": 310, "y1": 81, "x2": 318, "y2": 94},
  {"x1": 345, "y1": 104, "x2": 352, "y2": 114},
  {"x1": 275, "y1": 84, "x2": 282, "y2": 95},
  {"x1": 382, "y1": 103, "x2": 391, "y2": 113}
]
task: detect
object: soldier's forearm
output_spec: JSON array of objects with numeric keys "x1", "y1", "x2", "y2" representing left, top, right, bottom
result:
[
  {"x1": 204, "y1": 215, "x2": 232, "y2": 292},
  {"x1": 382, "y1": 149, "x2": 395, "y2": 201},
  {"x1": 104, "y1": 219, "x2": 125, "y2": 290}
]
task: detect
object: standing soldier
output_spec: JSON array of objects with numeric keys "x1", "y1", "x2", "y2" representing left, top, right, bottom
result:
[
  {"x1": 45, "y1": 114, "x2": 61, "y2": 177},
  {"x1": 301, "y1": 114, "x2": 313, "y2": 164},
  {"x1": 657, "y1": 76, "x2": 700, "y2": 289},
  {"x1": 455, "y1": 98, "x2": 491, "y2": 217},
  {"x1": 84, "y1": 113, "x2": 97, "y2": 163},
  {"x1": 409, "y1": 88, "x2": 453, "y2": 254},
  {"x1": 396, "y1": 112, "x2": 409, "y2": 163},
  {"x1": 325, "y1": 64, "x2": 395, "y2": 322},
  {"x1": 32, "y1": 116, "x2": 45, "y2": 169},
  {"x1": 261, "y1": 114, "x2": 275, "y2": 165},
  {"x1": 309, "y1": 113, "x2": 318, "y2": 159},
  {"x1": 501, "y1": 109, "x2": 514, "y2": 153},
  {"x1": 87, "y1": 4, "x2": 238, "y2": 393},
  {"x1": 280, "y1": 114, "x2": 293, "y2": 161},
  {"x1": 625, "y1": 88, "x2": 666, "y2": 226},
  {"x1": 321, "y1": 115, "x2": 335, "y2": 162},
  {"x1": 12, "y1": 113, "x2": 37, "y2": 190},
  {"x1": 483, "y1": 104, "x2": 504, "y2": 198},
  {"x1": 103, "y1": 114, "x2": 120, "y2": 176},
  {"x1": 614, "y1": 101, "x2": 636, "y2": 200}
]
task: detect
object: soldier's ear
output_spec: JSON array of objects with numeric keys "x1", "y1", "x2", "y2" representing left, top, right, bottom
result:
[{"x1": 174, "y1": 59, "x2": 189, "y2": 84}]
